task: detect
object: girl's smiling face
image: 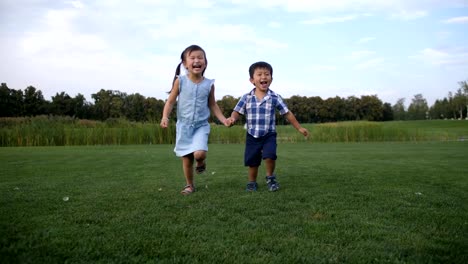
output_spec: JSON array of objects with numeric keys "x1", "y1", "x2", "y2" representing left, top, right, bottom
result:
[
  {"x1": 183, "y1": 50, "x2": 206, "y2": 75},
  {"x1": 250, "y1": 68, "x2": 272, "y2": 92}
]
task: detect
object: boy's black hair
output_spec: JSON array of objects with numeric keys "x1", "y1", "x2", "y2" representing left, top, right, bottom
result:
[{"x1": 249, "y1": 61, "x2": 273, "y2": 78}]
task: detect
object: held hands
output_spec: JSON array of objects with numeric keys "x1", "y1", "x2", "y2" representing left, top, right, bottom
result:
[
  {"x1": 224, "y1": 117, "x2": 235, "y2": 127},
  {"x1": 161, "y1": 117, "x2": 235, "y2": 128},
  {"x1": 226, "y1": 117, "x2": 236, "y2": 127}
]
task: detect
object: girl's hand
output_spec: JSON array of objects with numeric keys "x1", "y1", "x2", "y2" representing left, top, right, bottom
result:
[{"x1": 160, "y1": 118, "x2": 169, "y2": 128}]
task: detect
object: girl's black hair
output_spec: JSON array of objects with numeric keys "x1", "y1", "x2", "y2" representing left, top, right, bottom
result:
[
  {"x1": 249, "y1": 61, "x2": 273, "y2": 78},
  {"x1": 171, "y1": 45, "x2": 208, "y2": 89}
]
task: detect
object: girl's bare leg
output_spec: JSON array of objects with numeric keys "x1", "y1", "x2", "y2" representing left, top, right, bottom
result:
[
  {"x1": 182, "y1": 154, "x2": 194, "y2": 185},
  {"x1": 194, "y1": 150, "x2": 206, "y2": 167}
]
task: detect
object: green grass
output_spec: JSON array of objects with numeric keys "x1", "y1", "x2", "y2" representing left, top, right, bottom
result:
[{"x1": 1, "y1": 142, "x2": 467, "y2": 263}]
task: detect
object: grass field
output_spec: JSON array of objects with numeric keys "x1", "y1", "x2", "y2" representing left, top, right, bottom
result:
[{"x1": 1, "y1": 142, "x2": 467, "y2": 263}]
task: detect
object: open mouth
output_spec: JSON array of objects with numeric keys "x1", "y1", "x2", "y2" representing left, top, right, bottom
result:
[
  {"x1": 260, "y1": 81, "x2": 268, "y2": 85},
  {"x1": 193, "y1": 64, "x2": 202, "y2": 69}
]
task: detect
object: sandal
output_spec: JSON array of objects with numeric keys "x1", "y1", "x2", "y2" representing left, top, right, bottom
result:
[
  {"x1": 181, "y1": 184, "x2": 195, "y2": 195},
  {"x1": 195, "y1": 162, "x2": 206, "y2": 174}
]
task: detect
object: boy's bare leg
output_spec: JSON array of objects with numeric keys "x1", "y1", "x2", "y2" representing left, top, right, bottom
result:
[
  {"x1": 248, "y1": 166, "x2": 259, "y2": 182},
  {"x1": 264, "y1": 158, "x2": 275, "y2": 176}
]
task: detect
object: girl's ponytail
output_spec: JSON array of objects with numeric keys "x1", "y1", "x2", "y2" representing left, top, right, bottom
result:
[{"x1": 172, "y1": 62, "x2": 182, "y2": 87}]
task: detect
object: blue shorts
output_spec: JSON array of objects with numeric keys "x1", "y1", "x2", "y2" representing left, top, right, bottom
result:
[{"x1": 244, "y1": 132, "x2": 277, "y2": 167}]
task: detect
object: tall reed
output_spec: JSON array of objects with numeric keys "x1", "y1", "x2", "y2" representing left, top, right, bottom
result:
[{"x1": 1, "y1": 117, "x2": 467, "y2": 147}]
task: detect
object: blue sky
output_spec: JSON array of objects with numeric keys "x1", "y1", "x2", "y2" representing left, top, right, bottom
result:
[{"x1": 1, "y1": 0, "x2": 467, "y2": 107}]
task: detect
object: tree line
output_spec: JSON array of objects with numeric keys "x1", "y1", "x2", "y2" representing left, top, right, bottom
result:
[{"x1": 1, "y1": 81, "x2": 467, "y2": 123}]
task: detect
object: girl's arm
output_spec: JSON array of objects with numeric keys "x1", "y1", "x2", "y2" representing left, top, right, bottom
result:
[
  {"x1": 208, "y1": 84, "x2": 229, "y2": 125},
  {"x1": 160, "y1": 78, "x2": 180, "y2": 128}
]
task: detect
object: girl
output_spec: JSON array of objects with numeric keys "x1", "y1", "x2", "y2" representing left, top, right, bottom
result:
[{"x1": 160, "y1": 45, "x2": 229, "y2": 195}]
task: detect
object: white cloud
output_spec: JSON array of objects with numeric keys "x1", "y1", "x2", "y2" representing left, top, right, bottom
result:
[
  {"x1": 355, "y1": 58, "x2": 385, "y2": 70},
  {"x1": 348, "y1": 50, "x2": 376, "y2": 60},
  {"x1": 357, "y1": 37, "x2": 376, "y2": 44},
  {"x1": 302, "y1": 14, "x2": 358, "y2": 25},
  {"x1": 228, "y1": 0, "x2": 467, "y2": 13},
  {"x1": 183, "y1": 0, "x2": 216, "y2": 8},
  {"x1": 309, "y1": 65, "x2": 337, "y2": 71},
  {"x1": 268, "y1": 21, "x2": 282, "y2": 28},
  {"x1": 390, "y1": 10, "x2": 428, "y2": 20},
  {"x1": 411, "y1": 48, "x2": 468, "y2": 66},
  {"x1": 67, "y1": 1, "x2": 84, "y2": 9},
  {"x1": 443, "y1": 16, "x2": 468, "y2": 24},
  {"x1": 436, "y1": 31, "x2": 451, "y2": 40}
]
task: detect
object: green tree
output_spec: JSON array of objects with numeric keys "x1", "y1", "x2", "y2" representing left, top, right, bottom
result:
[
  {"x1": 92, "y1": 89, "x2": 111, "y2": 120},
  {"x1": 452, "y1": 88, "x2": 466, "y2": 119},
  {"x1": 359, "y1": 95, "x2": 383, "y2": 121},
  {"x1": 457, "y1": 80, "x2": 468, "y2": 119},
  {"x1": 92, "y1": 90, "x2": 126, "y2": 120},
  {"x1": 382, "y1": 103, "x2": 393, "y2": 121},
  {"x1": 308, "y1": 96, "x2": 323, "y2": 123},
  {"x1": 344, "y1": 96, "x2": 360, "y2": 121},
  {"x1": 125, "y1": 93, "x2": 146, "y2": 121},
  {"x1": 23, "y1": 86, "x2": 47, "y2": 116},
  {"x1": 407, "y1": 94, "x2": 428, "y2": 120},
  {"x1": 73, "y1": 94, "x2": 92, "y2": 119},
  {"x1": 50, "y1": 92, "x2": 74, "y2": 116},
  {"x1": 0, "y1": 83, "x2": 21, "y2": 117},
  {"x1": 429, "y1": 99, "x2": 449, "y2": 119},
  {"x1": 144, "y1": 97, "x2": 165, "y2": 122},
  {"x1": 392, "y1": 98, "x2": 406, "y2": 121},
  {"x1": 286, "y1": 95, "x2": 311, "y2": 123},
  {"x1": 110, "y1": 96, "x2": 124, "y2": 118}
]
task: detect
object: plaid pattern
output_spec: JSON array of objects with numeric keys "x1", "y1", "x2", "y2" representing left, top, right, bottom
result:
[{"x1": 234, "y1": 89, "x2": 289, "y2": 138}]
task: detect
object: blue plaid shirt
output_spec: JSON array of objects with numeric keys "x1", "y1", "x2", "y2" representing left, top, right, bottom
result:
[{"x1": 233, "y1": 88, "x2": 289, "y2": 138}]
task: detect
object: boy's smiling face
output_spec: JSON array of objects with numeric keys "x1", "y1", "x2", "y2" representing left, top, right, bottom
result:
[{"x1": 250, "y1": 67, "x2": 272, "y2": 92}]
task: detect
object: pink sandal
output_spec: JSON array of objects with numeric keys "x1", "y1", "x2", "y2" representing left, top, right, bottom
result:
[{"x1": 181, "y1": 184, "x2": 195, "y2": 195}]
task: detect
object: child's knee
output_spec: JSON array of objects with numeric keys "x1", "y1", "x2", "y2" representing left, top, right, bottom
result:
[{"x1": 194, "y1": 150, "x2": 206, "y2": 161}]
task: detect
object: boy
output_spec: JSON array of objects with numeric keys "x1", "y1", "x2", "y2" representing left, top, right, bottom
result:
[{"x1": 228, "y1": 61, "x2": 309, "y2": 191}]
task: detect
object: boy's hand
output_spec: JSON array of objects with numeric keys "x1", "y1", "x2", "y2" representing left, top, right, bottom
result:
[{"x1": 299, "y1": 127, "x2": 309, "y2": 138}]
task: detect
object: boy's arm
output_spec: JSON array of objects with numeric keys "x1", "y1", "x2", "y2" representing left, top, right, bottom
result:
[
  {"x1": 284, "y1": 111, "x2": 309, "y2": 137},
  {"x1": 230, "y1": 111, "x2": 240, "y2": 122},
  {"x1": 226, "y1": 111, "x2": 241, "y2": 127}
]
